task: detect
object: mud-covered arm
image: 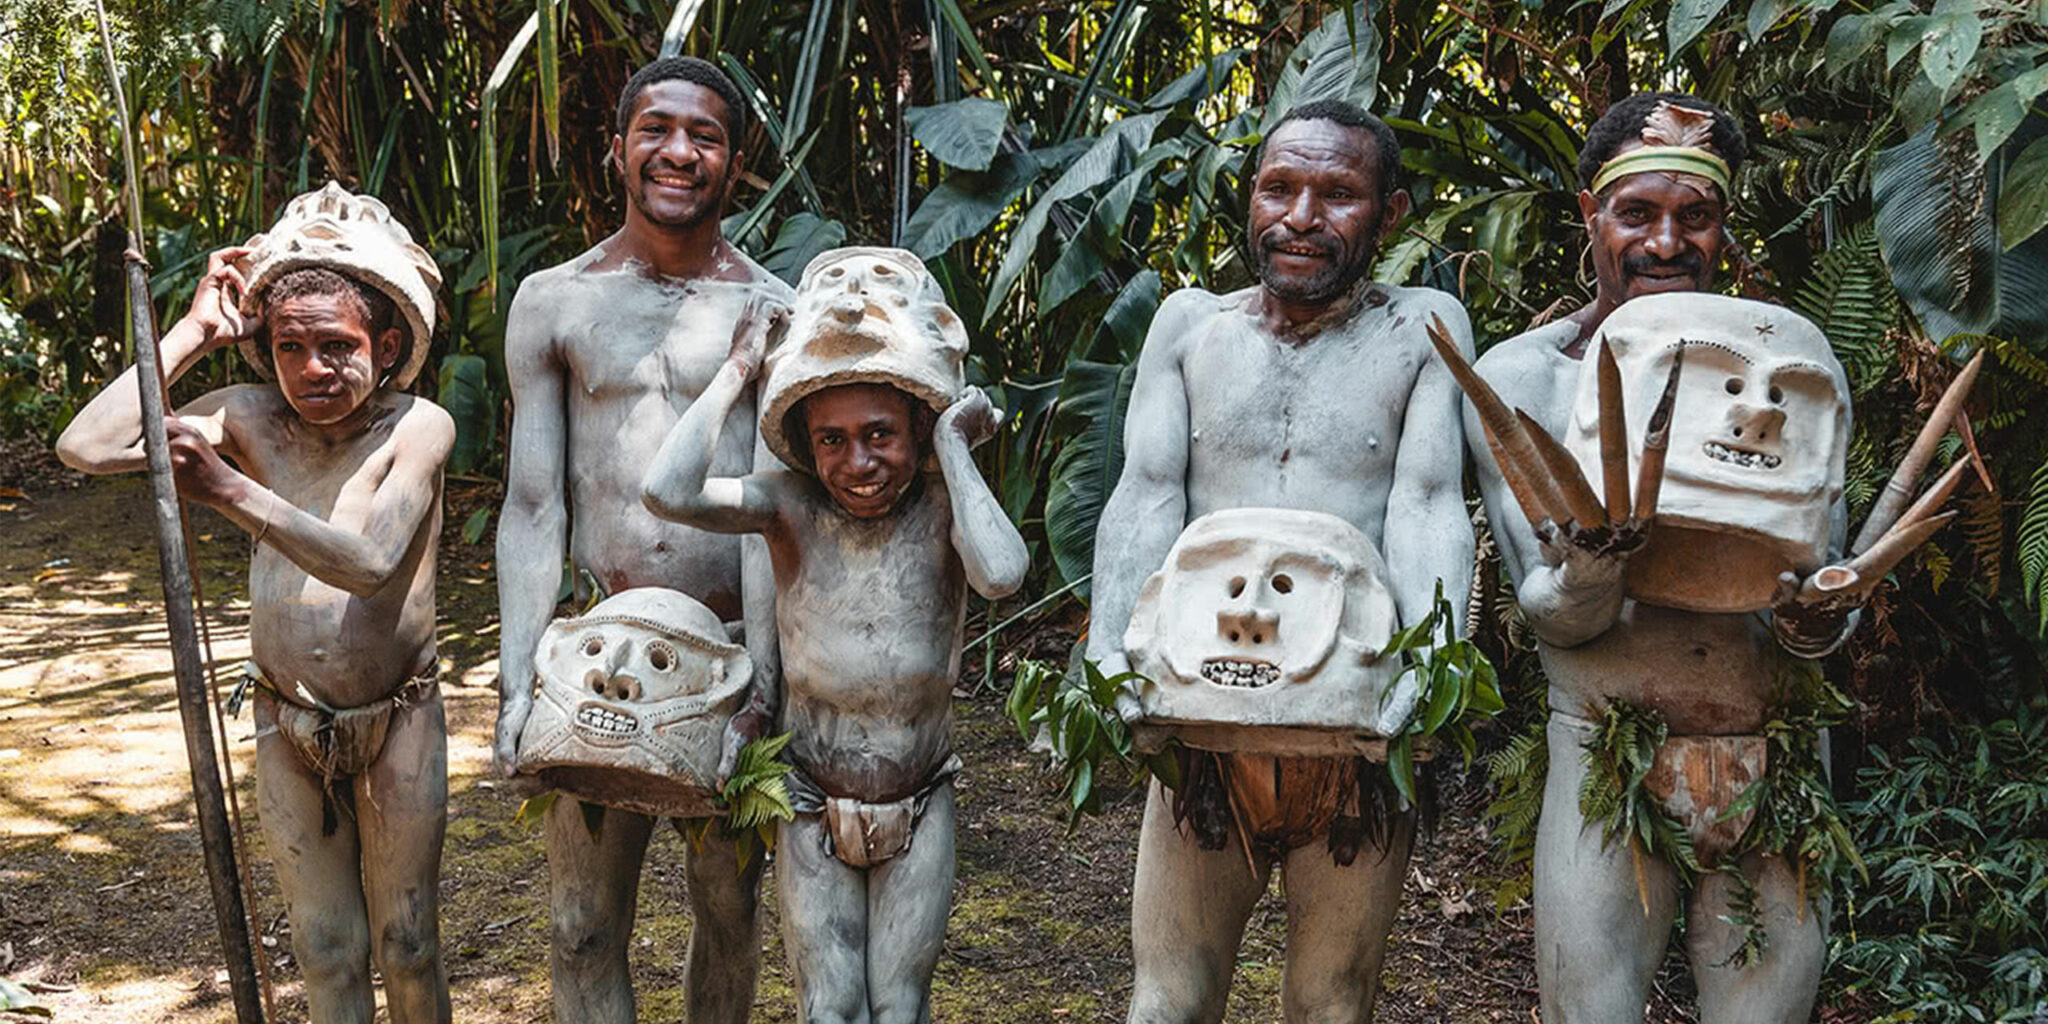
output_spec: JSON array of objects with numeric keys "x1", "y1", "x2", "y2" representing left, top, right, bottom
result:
[
  {"x1": 936, "y1": 386, "x2": 1028, "y2": 600},
  {"x1": 641, "y1": 307, "x2": 784, "y2": 536},
  {"x1": 212, "y1": 404, "x2": 452, "y2": 598},
  {"x1": 1084, "y1": 298, "x2": 1196, "y2": 678},
  {"x1": 495, "y1": 282, "x2": 570, "y2": 774},
  {"x1": 58, "y1": 247, "x2": 256, "y2": 473},
  {"x1": 722, "y1": 410, "x2": 786, "y2": 784},
  {"x1": 1387, "y1": 302, "x2": 1476, "y2": 636}
]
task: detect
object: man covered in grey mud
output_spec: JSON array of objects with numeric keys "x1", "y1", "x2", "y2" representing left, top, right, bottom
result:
[
  {"x1": 640, "y1": 246, "x2": 1029, "y2": 1023},
  {"x1": 492, "y1": 56, "x2": 790, "y2": 1022},
  {"x1": 1086, "y1": 99, "x2": 1476, "y2": 1023},
  {"x1": 56, "y1": 183, "x2": 453, "y2": 1024},
  {"x1": 1464, "y1": 92, "x2": 1855, "y2": 1022}
]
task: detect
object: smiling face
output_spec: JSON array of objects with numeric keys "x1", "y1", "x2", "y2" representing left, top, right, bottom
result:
[
  {"x1": 265, "y1": 292, "x2": 401, "y2": 425},
  {"x1": 1578, "y1": 163, "x2": 1729, "y2": 305},
  {"x1": 1248, "y1": 119, "x2": 1406, "y2": 305},
  {"x1": 801, "y1": 383, "x2": 924, "y2": 519},
  {"x1": 612, "y1": 79, "x2": 737, "y2": 230}
]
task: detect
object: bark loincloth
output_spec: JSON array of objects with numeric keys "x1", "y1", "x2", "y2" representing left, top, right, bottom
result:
[
  {"x1": 786, "y1": 754, "x2": 963, "y2": 869},
  {"x1": 1561, "y1": 708, "x2": 1768, "y2": 868},
  {"x1": 245, "y1": 661, "x2": 438, "y2": 836},
  {"x1": 1169, "y1": 749, "x2": 1407, "y2": 866}
]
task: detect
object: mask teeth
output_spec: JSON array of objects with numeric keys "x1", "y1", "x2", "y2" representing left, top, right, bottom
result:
[
  {"x1": 1199, "y1": 659, "x2": 1281, "y2": 688},
  {"x1": 575, "y1": 703, "x2": 639, "y2": 735},
  {"x1": 1703, "y1": 441, "x2": 1783, "y2": 470}
]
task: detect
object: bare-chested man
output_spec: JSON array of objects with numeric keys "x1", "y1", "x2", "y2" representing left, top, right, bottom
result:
[
  {"x1": 1465, "y1": 92, "x2": 1853, "y2": 1022},
  {"x1": 1087, "y1": 99, "x2": 1475, "y2": 1023},
  {"x1": 56, "y1": 184, "x2": 453, "y2": 1024},
  {"x1": 492, "y1": 56, "x2": 790, "y2": 1022},
  {"x1": 641, "y1": 246, "x2": 1029, "y2": 1024}
]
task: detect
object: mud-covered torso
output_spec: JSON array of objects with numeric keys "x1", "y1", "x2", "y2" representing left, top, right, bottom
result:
[
  {"x1": 546, "y1": 263, "x2": 788, "y2": 614},
  {"x1": 767, "y1": 474, "x2": 965, "y2": 802},
  {"x1": 1179, "y1": 285, "x2": 1441, "y2": 545},
  {"x1": 230, "y1": 389, "x2": 439, "y2": 708}
]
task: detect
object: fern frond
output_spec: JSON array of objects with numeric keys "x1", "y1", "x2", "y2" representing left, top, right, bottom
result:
[
  {"x1": 1923, "y1": 543, "x2": 1953, "y2": 592},
  {"x1": 1962, "y1": 490, "x2": 2003, "y2": 596},
  {"x1": 2017, "y1": 460, "x2": 2048, "y2": 634},
  {"x1": 1795, "y1": 223, "x2": 1897, "y2": 397}
]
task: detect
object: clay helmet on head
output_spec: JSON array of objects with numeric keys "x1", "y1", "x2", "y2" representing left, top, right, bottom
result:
[
  {"x1": 758, "y1": 246, "x2": 969, "y2": 472},
  {"x1": 236, "y1": 181, "x2": 442, "y2": 389},
  {"x1": 1563, "y1": 293, "x2": 1851, "y2": 612}
]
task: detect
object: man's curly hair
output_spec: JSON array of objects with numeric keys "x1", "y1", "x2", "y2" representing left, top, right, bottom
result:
[{"x1": 1577, "y1": 92, "x2": 1748, "y2": 192}]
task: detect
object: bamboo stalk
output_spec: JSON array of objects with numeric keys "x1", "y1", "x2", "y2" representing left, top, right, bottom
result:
[
  {"x1": 1631, "y1": 344, "x2": 1687, "y2": 522},
  {"x1": 92, "y1": 5, "x2": 265, "y2": 1020},
  {"x1": 1597, "y1": 338, "x2": 1631, "y2": 522},
  {"x1": 1851, "y1": 352, "x2": 1983, "y2": 555}
]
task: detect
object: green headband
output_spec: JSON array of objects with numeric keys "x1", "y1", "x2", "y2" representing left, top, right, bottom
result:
[{"x1": 1590, "y1": 146, "x2": 1731, "y2": 195}]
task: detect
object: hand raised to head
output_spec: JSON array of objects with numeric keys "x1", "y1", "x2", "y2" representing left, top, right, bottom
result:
[
  {"x1": 727, "y1": 296, "x2": 787, "y2": 381},
  {"x1": 938, "y1": 385, "x2": 1002, "y2": 448},
  {"x1": 186, "y1": 246, "x2": 261, "y2": 349}
]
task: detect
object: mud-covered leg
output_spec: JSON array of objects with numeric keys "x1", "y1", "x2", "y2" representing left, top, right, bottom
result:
[
  {"x1": 867, "y1": 785, "x2": 957, "y2": 1024},
  {"x1": 357, "y1": 693, "x2": 450, "y2": 1024},
  {"x1": 777, "y1": 813, "x2": 871, "y2": 1024},
  {"x1": 544, "y1": 796, "x2": 655, "y2": 1023},
  {"x1": 253, "y1": 695, "x2": 374, "y2": 1024},
  {"x1": 678, "y1": 818, "x2": 766, "y2": 1024},
  {"x1": 1276, "y1": 809, "x2": 1415, "y2": 1023},
  {"x1": 1534, "y1": 711, "x2": 1681, "y2": 1024},
  {"x1": 1687, "y1": 853, "x2": 1825, "y2": 1024},
  {"x1": 1128, "y1": 782, "x2": 1272, "y2": 1024}
]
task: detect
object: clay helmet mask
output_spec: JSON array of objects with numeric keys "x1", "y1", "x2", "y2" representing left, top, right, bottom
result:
[
  {"x1": 1123, "y1": 508, "x2": 1407, "y2": 751},
  {"x1": 1565, "y1": 293, "x2": 1851, "y2": 612},
  {"x1": 758, "y1": 246, "x2": 970, "y2": 473},
  {"x1": 516, "y1": 587, "x2": 752, "y2": 817}
]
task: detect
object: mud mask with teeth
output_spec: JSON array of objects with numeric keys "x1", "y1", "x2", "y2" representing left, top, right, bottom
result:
[
  {"x1": 1564, "y1": 293, "x2": 1850, "y2": 612},
  {"x1": 517, "y1": 587, "x2": 752, "y2": 816},
  {"x1": 1122, "y1": 508, "x2": 1409, "y2": 756}
]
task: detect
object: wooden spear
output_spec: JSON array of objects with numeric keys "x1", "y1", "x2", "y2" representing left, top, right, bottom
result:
[{"x1": 92, "y1": 5, "x2": 266, "y2": 1021}]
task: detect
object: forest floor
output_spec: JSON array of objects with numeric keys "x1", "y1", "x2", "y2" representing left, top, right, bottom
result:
[{"x1": 0, "y1": 438, "x2": 1706, "y2": 1023}]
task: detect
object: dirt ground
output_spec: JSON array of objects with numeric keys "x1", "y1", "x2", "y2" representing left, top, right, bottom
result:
[{"x1": 0, "y1": 440, "x2": 1702, "y2": 1023}]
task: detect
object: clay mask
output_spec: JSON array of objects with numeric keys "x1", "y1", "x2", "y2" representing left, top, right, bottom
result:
[
  {"x1": 758, "y1": 246, "x2": 969, "y2": 472},
  {"x1": 1124, "y1": 508, "x2": 1407, "y2": 750},
  {"x1": 1564, "y1": 293, "x2": 1850, "y2": 612},
  {"x1": 517, "y1": 587, "x2": 752, "y2": 817}
]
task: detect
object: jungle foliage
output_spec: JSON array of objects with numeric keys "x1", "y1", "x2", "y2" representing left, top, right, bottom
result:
[{"x1": 5, "y1": 0, "x2": 2048, "y2": 1016}]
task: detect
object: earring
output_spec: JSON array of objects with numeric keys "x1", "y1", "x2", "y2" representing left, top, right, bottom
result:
[{"x1": 1577, "y1": 239, "x2": 1595, "y2": 290}]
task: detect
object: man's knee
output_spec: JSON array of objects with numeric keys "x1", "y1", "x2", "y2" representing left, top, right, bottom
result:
[
  {"x1": 867, "y1": 983, "x2": 928, "y2": 1024},
  {"x1": 1282, "y1": 968, "x2": 1376, "y2": 1024},
  {"x1": 550, "y1": 900, "x2": 627, "y2": 967},
  {"x1": 798, "y1": 977, "x2": 869, "y2": 1024},
  {"x1": 293, "y1": 912, "x2": 371, "y2": 983},
  {"x1": 377, "y1": 920, "x2": 440, "y2": 978},
  {"x1": 1127, "y1": 973, "x2": 1225, "y2": 1024}
]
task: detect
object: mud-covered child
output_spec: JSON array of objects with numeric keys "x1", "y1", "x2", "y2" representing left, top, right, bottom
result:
[
  {"x1": 640, "y1": 247, "x2": 1028, "y2": 1024},
  {"x1": 55, "y1": 184, "x2": 454, "y2": 1024}
]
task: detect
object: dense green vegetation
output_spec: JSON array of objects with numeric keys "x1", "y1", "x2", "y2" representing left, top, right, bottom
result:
[{"x1": 4, "y1": 0, "x2": 2045, "y2": 1017}]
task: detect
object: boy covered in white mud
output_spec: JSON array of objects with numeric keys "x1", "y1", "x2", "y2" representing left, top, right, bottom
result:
[
  {"x1": 56, "y1": 183, "x2": 453, "y2": 1024},
  {"x1": 640, "y1": 246, "x2": 1027, "y2": 1024}
]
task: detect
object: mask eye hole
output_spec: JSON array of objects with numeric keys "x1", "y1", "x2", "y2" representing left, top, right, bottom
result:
[
  {"x1": 647, "y1": 640, "x2": 676, "y2": 673},
  {"x1": 581, "y1": 635, "x2": 604, "y2": 657},
  {"x1": 1228, "y1": 576, "x2": 1247, "y2": 598},
  {"x1": 1768, "y1": 385, "x2": 1784, "y2": 404},
  {"x1": 1272, "y1": 574, "x2": 1293, "y2": 595},
  {"x1": 1725, "y1": 377, "x2": 1745, "y2": 396}
]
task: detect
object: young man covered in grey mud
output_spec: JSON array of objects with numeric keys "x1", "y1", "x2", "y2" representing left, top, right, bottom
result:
[
  {"x1": 492, "y1": 56, "x2": 790, "y2": 1023},
  {"x1": 1464, "y1": 92, "x2": 1853, "y2": 1022},
  {"x1": 1086, "y1": 99, "x2": 1476, "y2": 1024},
  {"x1": 640, "y1": 246, "x2": 1029, "y2": 1024},
  {"x1": 57, "y1": 188, "x2": 454, "y2": 1024}
]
